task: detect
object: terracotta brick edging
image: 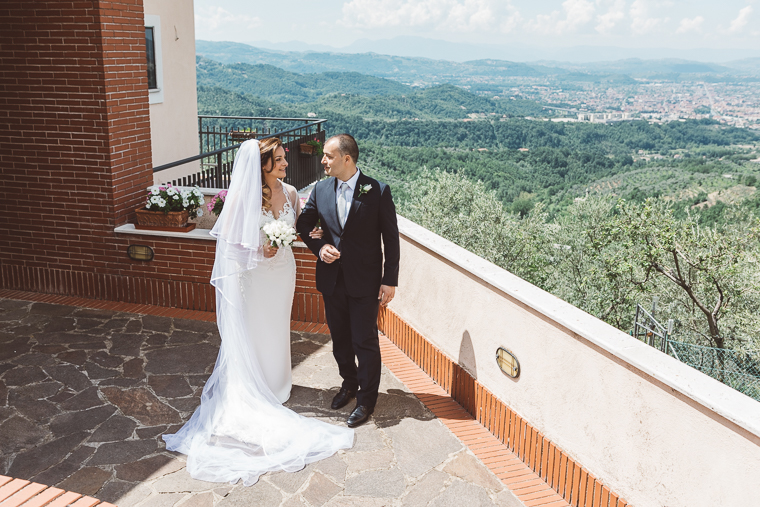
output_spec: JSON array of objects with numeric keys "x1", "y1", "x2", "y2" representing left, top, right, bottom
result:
[
  {"x1": 377, "y1": 306, "x2": 630, "y2": 507},
  {"x1": 0, "y1": 475, "x2": 116, "y2": 507}
]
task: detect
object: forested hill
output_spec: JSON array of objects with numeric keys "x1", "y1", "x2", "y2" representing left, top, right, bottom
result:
[
  {"x1": 196, "y1": 63, "x2": 548, "y2": 121},
  {"x1": 197, "y1": 85, "x2": 758, "y2": 151},
  {"x1": 196, "y1": 40, "x2": 560, "y2": 84},
  {"x1": 197, "y1": 53, "x2": 760, "y2": 223},
  {"x1": 196, "y1": 40, "x2": 760, "y2": 85},
  {"x1": 196, "y1": 57, "x2": 409, "y2": 102}
]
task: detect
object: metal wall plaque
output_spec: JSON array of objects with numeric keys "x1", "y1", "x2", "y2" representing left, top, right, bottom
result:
[
  {"x1": 496, "y1": 347, "x2": 520, "y2": 378},
  {"x1": 127, "y1": 245, "x2": 154, "y2": 261}
]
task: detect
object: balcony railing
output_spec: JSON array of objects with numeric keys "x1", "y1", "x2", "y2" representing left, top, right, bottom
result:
[{"x1": 153, "y1": 116, "x2": 327, "y2": 191}]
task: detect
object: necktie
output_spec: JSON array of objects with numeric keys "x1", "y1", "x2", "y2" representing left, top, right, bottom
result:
[{"x1": 337, "y1": 182, "x2": 349, "y2": 228}]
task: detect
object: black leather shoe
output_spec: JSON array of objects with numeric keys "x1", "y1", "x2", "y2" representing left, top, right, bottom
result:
[
  {"x1": 331, "y1": 388, "x2": 356, "y2": 410},
  {"x1": 347, "y1": 405, "x2": 374, "y2": 428}
]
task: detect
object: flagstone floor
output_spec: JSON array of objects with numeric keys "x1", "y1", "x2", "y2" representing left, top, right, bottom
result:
[{"x1": 0, "y1": 298, "x2": 524, "y2": 507}]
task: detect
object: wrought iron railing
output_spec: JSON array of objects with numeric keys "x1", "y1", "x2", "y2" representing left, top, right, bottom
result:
[{"x1": 153, "y1": 116, "x2": 327, "y2": 191}]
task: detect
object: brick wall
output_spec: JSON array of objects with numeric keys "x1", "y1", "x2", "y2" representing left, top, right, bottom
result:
[{"x1": 0, "y1": 1, "x2": 326, "y2": 319}]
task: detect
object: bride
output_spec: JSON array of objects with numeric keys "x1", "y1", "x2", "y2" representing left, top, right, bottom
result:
[{"x1": 163, "y1": 138, "x2": 354, "y2": 486}]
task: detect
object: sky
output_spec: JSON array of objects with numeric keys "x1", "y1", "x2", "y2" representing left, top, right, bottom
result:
[{"x1": 194, "y1": 0, "x2": 760, "y2": 54}]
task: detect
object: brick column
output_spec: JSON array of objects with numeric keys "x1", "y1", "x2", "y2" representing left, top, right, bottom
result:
[{"x1": 98, "y1": 0, "x2": 154, "y2": 225}]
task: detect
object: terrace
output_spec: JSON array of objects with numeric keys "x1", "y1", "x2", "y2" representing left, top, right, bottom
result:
[{"x1": 1, "y1": 4, "x2": 759, "y2": 507}]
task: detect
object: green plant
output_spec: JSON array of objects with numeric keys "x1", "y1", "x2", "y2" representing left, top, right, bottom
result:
[{"x1": 305, "y1": 138, "x2": 323, "y2": 156}]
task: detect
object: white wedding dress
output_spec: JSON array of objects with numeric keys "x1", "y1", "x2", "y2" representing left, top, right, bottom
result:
[
  {"x1": 163, "y1": 140, "x2": 354, "y2": 486},
  {"x1": 239, "y1": 186, "x2": 296, "y2": 403}
]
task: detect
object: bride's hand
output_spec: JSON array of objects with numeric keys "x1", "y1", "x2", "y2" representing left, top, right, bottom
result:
[
  {"x1": 309, "y1": 227, "x2": 324, "y2": 239},
  {"x1": 263, "y1": 241, "x2": 278, "y2": 258}
]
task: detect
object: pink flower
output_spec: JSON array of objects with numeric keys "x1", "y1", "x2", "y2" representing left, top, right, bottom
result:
[{"x1": 159, "y1": 186, "x2": 166, "y2": 191}]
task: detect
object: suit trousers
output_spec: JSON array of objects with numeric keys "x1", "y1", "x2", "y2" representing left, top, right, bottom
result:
[{"x1": 323, "y1": 268, "x2": 381, "y2": 408}]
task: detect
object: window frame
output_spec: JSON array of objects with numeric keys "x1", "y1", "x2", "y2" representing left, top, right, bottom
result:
[{"x1": 144, "y1": 14, "x2": 164, "y2": 104}]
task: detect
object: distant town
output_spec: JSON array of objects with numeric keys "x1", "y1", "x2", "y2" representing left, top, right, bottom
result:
[{"x1": 505, "y1": 80, "x2": 760, "y2": 129}]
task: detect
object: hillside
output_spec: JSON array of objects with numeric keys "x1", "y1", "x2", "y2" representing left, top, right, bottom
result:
[
  {"x1": 196, "y1": 57, "x2": 409, "y2": 102},
  {"x1": 196, "y1": 41, "x2": 760, "y2": 86},
  {"x1": 195, "y1": 40, "x2": 562, "y2": 85},
  {"x1": 195, "y1": 57, "x2": 760, "y2": 221}
]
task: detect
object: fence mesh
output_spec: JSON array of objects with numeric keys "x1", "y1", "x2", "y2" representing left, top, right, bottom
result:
[
  {"x1": 666, "y1": 341, "x2": 760, "y2": 401},
  {"x1": 632, "y1": 303, "x2": 760, "y2": 402}
]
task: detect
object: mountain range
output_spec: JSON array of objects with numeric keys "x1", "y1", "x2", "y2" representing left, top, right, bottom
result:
[
  {"x1": 196, "y1": 40, "x2": 760, "y2": 88},
  {"x1": 242, "y1": 36, "x2": 760, "y2": 65}
]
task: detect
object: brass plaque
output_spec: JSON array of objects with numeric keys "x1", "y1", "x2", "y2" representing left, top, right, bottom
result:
[
  {"x1": 495, "y1": 347, "x2": 520, "y2": 378},
  {"x1": 127, "y1": 245, "x2": 154, "y2": 261}
]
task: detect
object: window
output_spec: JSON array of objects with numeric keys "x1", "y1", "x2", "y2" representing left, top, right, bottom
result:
[
  {"x1": 145, "y1": 26, "x2": 157, "y2": 90},
  {"x1": 144, "y1": 14, "x2": 163, "y2": 104}
]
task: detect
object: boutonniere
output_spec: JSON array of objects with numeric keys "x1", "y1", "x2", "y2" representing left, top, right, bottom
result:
[{"x1": 358, "y1": 184, "x2": 372, "y2": 197}]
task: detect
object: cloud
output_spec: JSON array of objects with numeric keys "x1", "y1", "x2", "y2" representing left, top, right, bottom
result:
[
  {"x1": 195, "y1": 6, "x2": 261, "y2": 35},
  {"x1": 629, "y1": 0, "x2": 665, "y2": 34},
  {"x1": 527, "y1": 0, "x2": 596, "y2": 35},
  {"x1": 729, "y1": 6, "x2": 752, "y2": 33},
  {"x1": 595, "y1": 0, "x2": 626, "y2": 34},
  {"x1": 676, "y1": 15, "x2": 704, "y2": 34},
  {"x1": 341, "y1": 0, "x2": 520, "y2": 32}
]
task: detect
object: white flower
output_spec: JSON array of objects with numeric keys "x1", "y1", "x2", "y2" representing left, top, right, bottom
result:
[
  {"x1": 157, "y1": 198, "x2": 166, "y2": 207},
  {"x1": 262, "y1": 220, "x2": 297, "y2": 248},
  {"x1": 167, "y1": 188, "x2": 177, "y2": 196},
  {"x1": 146, "y1": 202, "x2": 152, "y2": 209},
  {"x1": 181, "y1": 190, "x2": 191, "y2": 198},
  {"x1": 173, "y1": 195, "x2": 180, "y2": 200},
  {"x1": 182, "y1": 199, "x2": 190, "y2": 208},
  {"x1": 193, "y1": 187, "x2": 203, "y2": 197},
  {"x1": 150, "y1": 187, "x2": 160, "y2": 195},
  {"x1": 196, "y1": 208, "x2": 203, "y2": 217},
  {"x1": 358, "y1": 184, "x2": 372, "y2": 196}
]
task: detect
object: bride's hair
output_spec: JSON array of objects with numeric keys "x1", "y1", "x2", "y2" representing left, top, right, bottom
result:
[{"x1": 259, "y1": 137, "x2": 283, "y2": 211}]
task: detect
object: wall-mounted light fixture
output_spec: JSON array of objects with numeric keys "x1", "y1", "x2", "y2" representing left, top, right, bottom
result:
[
  {"x1": 496, "y1": 347, "x2": 520, "y2": 378},
  {"x1": 127, "y1": 245, "x2": 154, "y2": 261}
]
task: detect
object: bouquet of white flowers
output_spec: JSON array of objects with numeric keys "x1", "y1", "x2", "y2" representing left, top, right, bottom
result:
[{"x1": 262, "y1": 220, "x2": 298, "y2": 249}]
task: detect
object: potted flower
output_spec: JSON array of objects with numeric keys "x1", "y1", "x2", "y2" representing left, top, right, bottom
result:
[
  {"x1": 299, "y1": 138, "x2": 323, "y2": 156},
  {"x1": 207, "y1": 189, "x2": 227, "y2": 217},
  {"x1": 135, "y1": 184, "x2": 204, "y2": 232}
]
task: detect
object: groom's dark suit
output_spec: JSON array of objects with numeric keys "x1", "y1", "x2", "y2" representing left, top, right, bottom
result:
[{"x1": 297, "y1": 171, "x2": 400, "y2": 408}]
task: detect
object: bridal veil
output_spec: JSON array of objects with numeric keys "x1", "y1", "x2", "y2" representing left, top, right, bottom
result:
[{"x1": 163, "y1": 139, "x2": 354, "y2": 486}]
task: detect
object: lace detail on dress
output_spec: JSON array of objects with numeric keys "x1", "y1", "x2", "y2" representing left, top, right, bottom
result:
[{"x1": 257, "y1": 184, "x2": 296, "y2": 271}]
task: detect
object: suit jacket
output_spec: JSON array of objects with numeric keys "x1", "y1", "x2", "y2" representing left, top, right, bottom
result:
[{"x1": 296, "y1": 171, "x2": 400, "y2": 298}]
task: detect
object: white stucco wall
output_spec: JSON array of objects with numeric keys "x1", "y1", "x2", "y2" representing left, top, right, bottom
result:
[
  {"x1": 144, "y1": 0, "x2": 199, "y2": 184},
  {"x1": 390, "y1": 216, "x2": 760, "y2": 507}
]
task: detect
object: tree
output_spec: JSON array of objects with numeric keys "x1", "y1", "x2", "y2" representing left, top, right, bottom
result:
[
  {"x1": 601, "y1": 199, "x2": 760, "y2": 349},
  {"x1": 399, "y1": 170, "x2": 554, "y2": 288}
]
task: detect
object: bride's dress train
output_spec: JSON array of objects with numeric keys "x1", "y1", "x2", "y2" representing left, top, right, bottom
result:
[{"x1": 163, "y1": 140, "x2": 353, "y2": 486}]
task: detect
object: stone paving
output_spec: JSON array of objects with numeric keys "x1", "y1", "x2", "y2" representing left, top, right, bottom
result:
[{"x1": 0, "y1": 298, "x2": 523, "y2": 507}]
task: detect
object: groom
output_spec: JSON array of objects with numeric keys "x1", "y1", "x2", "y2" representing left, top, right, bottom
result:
[{"x1": 296, "y1": 134, "x2": 400, "y2": 428}]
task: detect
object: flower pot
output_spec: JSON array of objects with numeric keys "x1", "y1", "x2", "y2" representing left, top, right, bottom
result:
[
  {"x1": 135, "y1": 208, "x2": 197, "y2": 232},
  {"x1": 229, "y1": 131, "x2": 258, "y2": 140},
  {"x1": 299, "y1": 143, "x2": 315, "y2": 155}
]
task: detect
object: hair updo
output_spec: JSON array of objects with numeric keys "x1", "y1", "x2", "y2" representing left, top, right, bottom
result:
[{"x1": 259, "y1": 137, "x2": 282, "y2": 211}]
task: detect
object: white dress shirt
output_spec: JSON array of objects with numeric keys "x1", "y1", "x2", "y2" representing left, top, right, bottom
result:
[
  {"x1": 320, "y1": 169, "x2": 361, "y2": 262},
  {"x1": 336, "y1": 169, "x2": 361, "y2": 221}
]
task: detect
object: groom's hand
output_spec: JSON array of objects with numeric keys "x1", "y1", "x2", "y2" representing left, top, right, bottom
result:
[
  {"x1": 378, "y1": 285, "x2": 395, "y2": 306},
  {"x1": 320, "y1": 245, "x2": 341, "y2": 264}
]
